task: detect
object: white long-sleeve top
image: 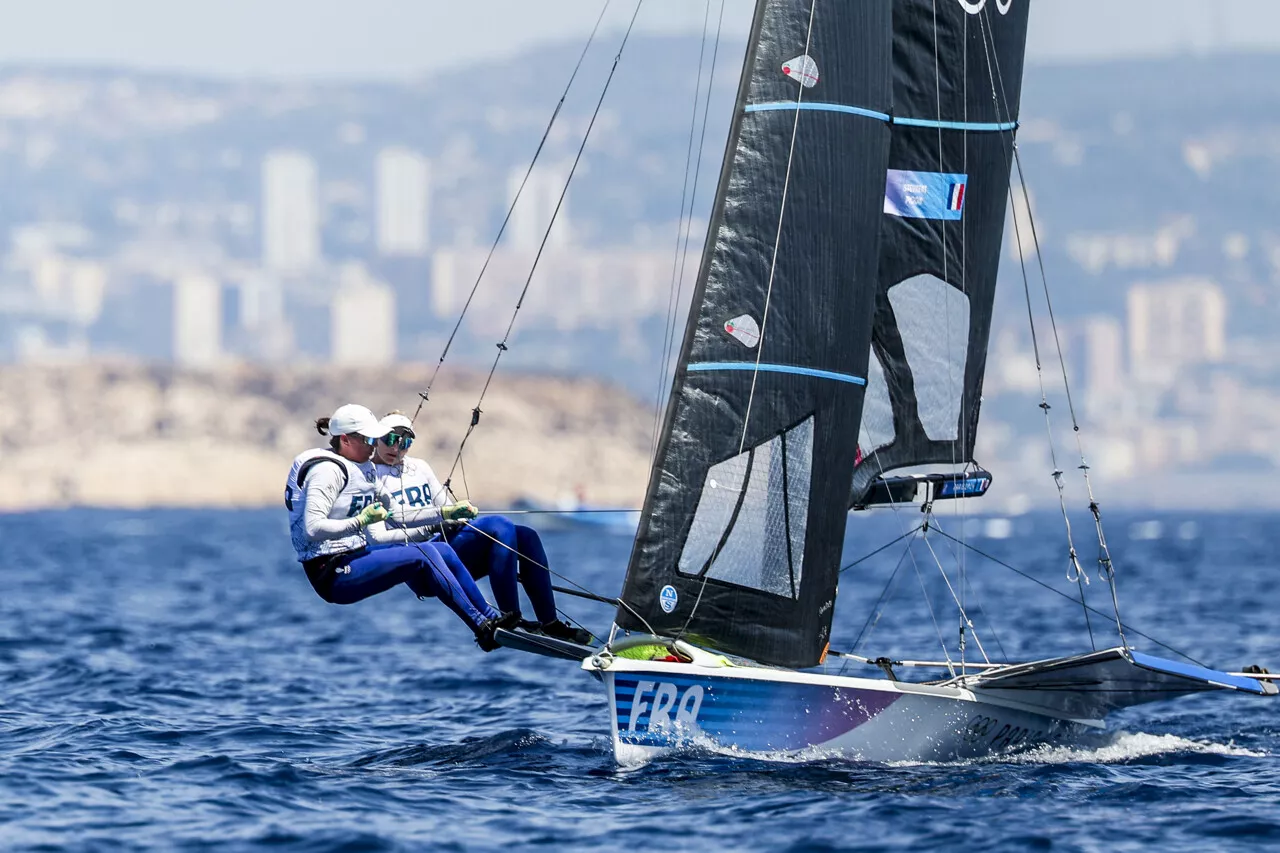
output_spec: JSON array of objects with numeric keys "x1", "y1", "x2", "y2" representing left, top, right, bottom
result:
[
  {"x1": 374, "y1": 457, "x2": 454, "y2": 530},
  {"x1": 287, "y1": 449, "x2": 438, "y2": 561}
]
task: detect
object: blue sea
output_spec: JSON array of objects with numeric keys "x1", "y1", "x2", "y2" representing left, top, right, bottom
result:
[{"x1": 2, "y1": 508, "x2": 1278, "y2": 851}]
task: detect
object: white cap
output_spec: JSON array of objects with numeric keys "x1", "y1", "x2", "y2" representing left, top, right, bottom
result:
[
  {"x1": 379, "y1": 413, "x2": 415, "y2": 436},
  {"x1": 328, "y1": 404, "x2": 391, "y2": 438}
]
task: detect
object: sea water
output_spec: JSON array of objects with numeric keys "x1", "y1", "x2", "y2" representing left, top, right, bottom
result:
[{"x1": 1, "y1": 509, "x2": 1277, "y2": 851}]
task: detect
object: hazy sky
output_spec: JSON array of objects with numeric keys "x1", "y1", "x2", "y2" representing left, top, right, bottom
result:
[{"x1": 3, "y1": 0, "x2": 1280, "y2": 79}]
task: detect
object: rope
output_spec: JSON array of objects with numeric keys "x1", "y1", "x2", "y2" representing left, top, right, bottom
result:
[
  {"x1": 838, "y1": 523, "x2": 924, "y2": 574},
  {"x1": 649, "y1": 0, "x2": 726, "y2": 458},
  {"x1": 475, "y1": 508, "x2": 640, "y2": 517},
  {"x1": 849, "y1": 529, "x2": 918, "y2": 654},
  {"x1": 673, "y1": 0, "x2": 822, "y2": 647},
  {"x1": 922, "y1": 526, "x2": 990, "y2": 664},
  {"x1": 737, "y1": 0, "x2": 820, "y2": 452},
  {"x1": 442, "y1": 0, "x2": 646, "y2": 491},
  {"x1": 979, "y1": 2, "x2": 1126, "y2": 649},
  {"x1": 931, "y1": 527, "x2": 1206, "y2": 666},
  {"x1": 410, "y1": 1, "x2": 613, "y2": 423},
  {"x1": 452, "y1": 513, "x2": 658, "y2": 637},
  {"x1": 974, "y1": 10, "x2": 1095, "y2": 651}
]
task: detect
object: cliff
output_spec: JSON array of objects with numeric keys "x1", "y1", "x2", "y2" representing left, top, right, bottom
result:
[{"x1": 0, "y1": 363, "x2": 656, "y2": 510}]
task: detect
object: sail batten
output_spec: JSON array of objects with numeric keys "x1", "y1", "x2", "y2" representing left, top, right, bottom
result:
[
  {"x1": 747, "y1": 100, "x2": 1017, "y2": 132},
  {"x1": 616, "y1": 1, "x2": 893, "y2": 669},
  {"x1": 687, "y1": 362, "x2": 867, "y2": 386}
]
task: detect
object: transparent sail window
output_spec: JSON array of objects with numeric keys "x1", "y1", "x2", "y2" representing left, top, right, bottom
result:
[
  {"x1": 677, "y1": 416, "x2": 814, "y2": 599},
  {"x1": 887, "y1": 274, "x2": 971, "y2": 443},
  {"x1": 857, "y1": 351, "x2": 893, "y2": 456}
]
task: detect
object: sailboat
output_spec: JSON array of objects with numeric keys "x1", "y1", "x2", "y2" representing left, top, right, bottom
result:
[{"x1": 493, "y1": 0, "x2": 1277, "y2": 764}]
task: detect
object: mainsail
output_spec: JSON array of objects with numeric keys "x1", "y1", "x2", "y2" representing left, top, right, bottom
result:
[
  {"x1": 616, "y1": 1, "x2": 894, "y2": 668},
  {"x1": 851, "y1": 0, "x2": 1031, "y2": 502}
]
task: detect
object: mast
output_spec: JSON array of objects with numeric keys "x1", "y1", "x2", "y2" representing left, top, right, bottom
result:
[{"x1": 615, "y1": 0, "x2": 894, "y2": 669}]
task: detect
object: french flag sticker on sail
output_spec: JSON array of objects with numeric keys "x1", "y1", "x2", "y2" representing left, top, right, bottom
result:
[{"x1": 884, "y1": 170, "x2": 968, "y2": 220}]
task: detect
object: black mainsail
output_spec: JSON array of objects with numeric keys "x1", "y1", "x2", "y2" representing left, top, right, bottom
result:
[
  {"x1": 616, "y1": 1, "x2": 894, "y2": 668},
  {"x1": 851, "y1": 0, "x2": 1031, "y2": 502}
]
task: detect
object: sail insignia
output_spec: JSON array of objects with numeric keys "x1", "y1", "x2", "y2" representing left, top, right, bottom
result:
[
  {"x1": 722, "y1": 314, "x2": 761, "y2": 348},
  {"x1": 781, "y1": 54, "x2": 820, "y2": 88}
]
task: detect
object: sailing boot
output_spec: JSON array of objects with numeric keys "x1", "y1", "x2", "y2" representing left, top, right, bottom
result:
[
  {"x1": 538, "y1": 619, "x2": 593, "y2": 645},
  {"x1": 475, "y1": 612, "x2": 522, "y2": 652},
  {"x1": 473, "y1": 618, "x2": 501, "y2": 652}
]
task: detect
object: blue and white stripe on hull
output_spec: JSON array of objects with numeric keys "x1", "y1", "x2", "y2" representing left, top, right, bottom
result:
[{"x1": 585, "y1": 656, "x2": 1091, "y2": 766}]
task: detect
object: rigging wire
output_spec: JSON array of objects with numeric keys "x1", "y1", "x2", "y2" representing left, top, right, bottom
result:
[
  {"x1": 736, "y1": 0, "x2": 820, "y2": 452},
  {"x1": 929, "y1": 0, "x2": 973, "y2": 673},
  {"x1": 908, "y1": 531, "x2": 957, "y2": 678},
  {"x1": 673, "y1": 0, "x2": 822, "y2": 647},
  {"x1": 931, "y1": 527, "x2": 1206, "y2": 666},
  {"x1": 848, "y1": 530, "x2": 918, "y2": 654},
  {"x1": 444, "y1": 513, "x2": 659, "y2": 637},
  {"x1": 838, "y1": 523, "x2": 925, "y2": 574},
  {"x1": 410, "y1": 1, "x2": 613, "y2": 423},
  {"x1": 921, "y1": 528, "x2": 990, "y2": 664},
  {"x1": 1013, "y1": 142, "x2": 1128, "y2": 649},
  {"x1": 441, "y1": 0, "x2": 647, "y2": 492},
  {"x1": 974, "y1": 9, "x2": 1096, "y2": 652},
  {"x1": 924, "y1": 515, "x2": 1009, "y2": 662},
  {"x1": 979, "y1": 4, "x2": 1126, "y2": 650},
  {"x1": 649, "y1": 0, "x2": 727, "y2": 458}
]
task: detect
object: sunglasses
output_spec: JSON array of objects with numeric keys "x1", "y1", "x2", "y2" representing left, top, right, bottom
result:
[{"x1": 379, "y1": 432, "x2": 414, "y2": 450}]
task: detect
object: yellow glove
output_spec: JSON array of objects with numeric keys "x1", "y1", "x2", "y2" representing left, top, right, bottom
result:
[
  {"x1": 442, "y1": 501, "x2": 479, "y2": 521},
  {"x1": 356, "y1": 503, "x2": 389, "y2": 527}
]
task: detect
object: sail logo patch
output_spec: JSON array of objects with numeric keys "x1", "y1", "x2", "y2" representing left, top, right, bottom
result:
[
  {"x1": 958, "y1": 0, "x2": 1013, "y2": 14},
  {"x1": 782, "y1": 54, "x2": 819, "y2": 89},
  {"x1": 884, "y1": 170, "x2": 968, "y2": 221},
  {"x1": 723, "y1": 314, "x2": 761, "y2": 348},
  {"x1": 660, "y1": 585, "x2": 678, "y2": 613}
]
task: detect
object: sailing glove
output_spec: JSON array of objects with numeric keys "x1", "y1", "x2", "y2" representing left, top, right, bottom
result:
[
  {"x1": 356, "y1": 504, "x2": 390, "y2": 527},
  {"x1": 442, "y1": 501, "x2": 479, "y2": 522}
]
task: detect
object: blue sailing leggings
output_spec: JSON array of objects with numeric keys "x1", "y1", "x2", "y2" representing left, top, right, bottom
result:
[
  {"x1": 322, "y1": 542, "x2": 501, "y2": 632},
  {"x1": 446, "y1": 516, "x2": 558, "y2": 624}
]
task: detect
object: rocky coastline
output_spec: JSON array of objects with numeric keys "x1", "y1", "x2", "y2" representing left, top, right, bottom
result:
[{"x1": 0, "y1": 362, "x2": 655, "y2": 511}]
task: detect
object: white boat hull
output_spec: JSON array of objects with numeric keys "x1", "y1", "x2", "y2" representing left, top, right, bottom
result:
[{"x1": 586, "y1": 656, "x2": 1093, "y2": 765}]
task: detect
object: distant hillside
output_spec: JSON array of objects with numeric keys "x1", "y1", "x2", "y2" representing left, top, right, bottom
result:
[{"x1": 0, "y1": 364, "x2": 654, "y2": 510}]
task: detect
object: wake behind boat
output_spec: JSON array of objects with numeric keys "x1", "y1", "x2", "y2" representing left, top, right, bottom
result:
[{"x1": 482, "y1": 0, "x2": 1278, "y2": 764}]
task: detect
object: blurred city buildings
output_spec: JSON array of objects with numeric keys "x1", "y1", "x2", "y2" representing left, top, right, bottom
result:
[{"x1": 3, "y1": 46, "x2": 1280, "y2": 505}]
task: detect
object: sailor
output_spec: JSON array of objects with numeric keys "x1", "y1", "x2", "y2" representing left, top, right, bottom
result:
[
  {"x1": 285, "y1": 403, "x2": 515, "y2": 651},
  {"x1": 372, "y1": 412, "x2": 592, "y2": 645}
]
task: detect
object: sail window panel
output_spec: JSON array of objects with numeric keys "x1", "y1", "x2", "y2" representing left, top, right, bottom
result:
[
  {"x1": 857, "y1": 352, "x2": 894, "y2": 455},
  {"x1": 704, "y1": 440, "x2": 778, "y2": 595},
  {"x1": 887, "y1": 274, "x2": 971, "y2": 442},
  {"x1": 676, "y1": 417, "x2": 814, "y2": 599},
  {"x1": 677, "y1": 453, "x2": 751, "y2": 578},
  {"x1": 782, "y1": 416, "x2": 814, "y2": 582}
]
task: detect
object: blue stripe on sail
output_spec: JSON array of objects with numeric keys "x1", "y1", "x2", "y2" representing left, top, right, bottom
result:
[
  {"x1": 892, "y1": 116, "x2": 1019, "y2": 132},
  {"x1": 687, "y1": 362, "x2": 867, "y2": 386},
  {"x1": 745, "y1": 102, "x2": 891, "y2": 122},
  {"x1": 744, "y1": 101, "x2": 1017, "y2": 132}
]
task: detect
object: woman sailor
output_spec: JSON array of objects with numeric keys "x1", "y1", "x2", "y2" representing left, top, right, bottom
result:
[
  {"x1": 372, "y1": 412, "x2": 592, "y2": 645},
  {"x1": 285, "y1": 403, "x2": 514, "y2": 651}
]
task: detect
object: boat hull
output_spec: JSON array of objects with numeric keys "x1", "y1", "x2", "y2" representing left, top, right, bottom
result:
[{"x1": 589, "y1": 657, "x2": 1092, "y2": 765}]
